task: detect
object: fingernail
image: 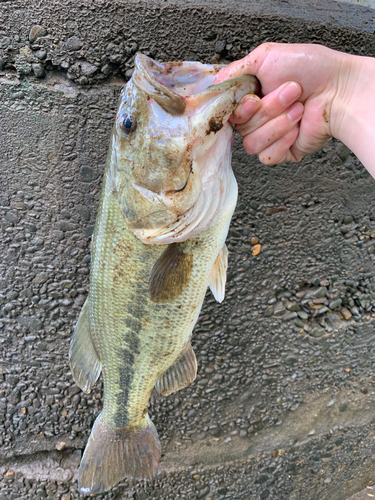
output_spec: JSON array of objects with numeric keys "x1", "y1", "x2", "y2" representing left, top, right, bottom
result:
[
  {"x1": 279, "y1": 82, "x2": 301, "y2": 106},
  {"x1": 242, "y1": 97, "x2": 261, "y2": 114},
  {"x1": 287, "y1": 102, "x2": 303, "y2": 122}
]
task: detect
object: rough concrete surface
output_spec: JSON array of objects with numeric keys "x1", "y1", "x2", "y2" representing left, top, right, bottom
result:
[{"x1": 0, "y1": 0, "x2": 375, "y2": 499}]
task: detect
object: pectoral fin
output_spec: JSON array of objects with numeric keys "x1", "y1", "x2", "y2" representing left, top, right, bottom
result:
[
  {"x1": 209, "y1": 244, "x2": 228, "y2": 303},
  {"x1": 149, "y1": 244, "x2": 193, "y2": 303},
  {"x1": 155, "y1": 341, "x2": 197, "y2": 396},
  {"x1": 69, "y1": 299, "x2": 101, "y2": 394}
]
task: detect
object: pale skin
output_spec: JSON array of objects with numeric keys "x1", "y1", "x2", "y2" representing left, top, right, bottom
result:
[{"x1": 214, "y1": 43, "x2": 375, "y2": 176}]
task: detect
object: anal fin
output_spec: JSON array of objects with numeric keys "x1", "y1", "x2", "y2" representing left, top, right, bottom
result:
[
  {"x1": 155, "y1": 341, "x2": 197, "y2": 396},
  {"x1": 78, "y1": 413, "x2": 161, "y2": 495},
  {"x1": 69, "y1": 299, "x2": 101, "y2": 394},
  {"x1": 209, "y1": 244, "x2": 228, "y2": 303}
]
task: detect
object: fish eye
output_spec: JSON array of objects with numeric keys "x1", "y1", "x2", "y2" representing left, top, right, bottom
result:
[{"x1": 120, "y1": 113, "x2": 136, "y2": 135}]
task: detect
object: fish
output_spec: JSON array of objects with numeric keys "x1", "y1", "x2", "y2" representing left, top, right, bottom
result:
[{"x1": 69, "y1": 53, "x2": 258, "y2": 495}]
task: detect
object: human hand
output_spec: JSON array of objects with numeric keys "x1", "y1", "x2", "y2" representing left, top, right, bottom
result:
[{"x1": 215, "y1": 43, "x2": 359, "y2": 165}]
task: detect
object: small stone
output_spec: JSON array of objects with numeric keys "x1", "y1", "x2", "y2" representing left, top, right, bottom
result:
[
  {"x1": 52, "y1": 230, "x2": 64, "y2": 241},
  {"x1": 101, "y1": 64, "x2": 110, "y2": 75},
  {"x1": 125, "y1": 68, "x2": 134, "y2": 79},
  {"x1": 5, "y1": 470, "x2": 15, "y2": 477},
  {"x1": 252, "y1": 244, "x2": 261, "y2": 256},
  {"x1": 313, "y1": 287, "x2": 327, "y2": 298},
  {"x1": 367, "y1": 246, "x2": 375, "y2": 254},
  {"x1": 32, "y1": 272, "x2": 48, "y2": 284},
  {"x1": 65, "y1": 35, "x2": 83, "y2": 51},
  {"x1": 329, "y1": 298, "x2": 342, "y2": 310},
  {"x1": 80, "y1": 61, "x2": 98, "y2": 76},
  {"x1": 29, "y1": 25, "x2": 47, "y2": 43},
  {"x1": 196, "y1": 486, "x2": 210, "y2": 499},
  {"x1": 250, "y1": 237, "x2": 259, "y2": 245},
  {"x1": 80, "y1": 165, "x2": 94, "y2": 182},
  {"x1": 317, "y1": 306, "x2": 329, "y2": 315},
  {"x1": 311, "y1": 278, "x2": 321, "y2": 286},
  {"x1": 239, "y1": 430, "x2": 247, "y2": 438},
  {"x1": 214, "y1": 40, "x2": 226, "y2": 53},
  {"x1": 297, "y1": 311, "x2": 308, "y2": 320},
  {"x1": 0, "y1": 57, "x2": 5, "y2": 70},
  {"x1": 57, "y1": 220, "x2": 75, "y2": 232},
  {"x1": 250, "y1": 200, "x2": 259, "y2": 210},
  {"x1": 327, "y1": 399, "x2": 336, "y2": 407},
  {"x1": 32, "y1": 63, "x2": 45, "y2": 78},
  {"x1": 339, "y1": 401, "x2": 348, "y2": 412},
  {"x1": 209, "y1": 426, "x2": 221, "y2": 437},
  {"x1": 264, "y1": 306, "x2": 274, "y2": 317},
  {"x1": 287, "y1": 302, "x2": 300, "y2": 312},
  {"x1": 341, "y1": 308, "x2": 352, "y2": 320},
  {"x1": 35, "y1": 50, "x2": 46, "y2": 60},
  {"x1": 284, "y1": 312, "x2": 297, "y2": 321},
  {"x1": 55, "y1": 441, "x2": 66, "y2": 451},
  {"x1": 311, "y1": 327, "x2": 325, "y2": 338},
  {"x1": 18, "y1": 316, "x2": 43, "y2": 331}
]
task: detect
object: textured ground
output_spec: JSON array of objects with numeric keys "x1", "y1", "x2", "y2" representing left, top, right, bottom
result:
[{"x1": 0, "y1": 0, "x2": 375, "y2": 499}]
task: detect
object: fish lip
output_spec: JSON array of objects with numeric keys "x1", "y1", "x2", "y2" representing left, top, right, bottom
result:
[{"x1": 133, "y1": 53, "x2": 187, "y2": 116}]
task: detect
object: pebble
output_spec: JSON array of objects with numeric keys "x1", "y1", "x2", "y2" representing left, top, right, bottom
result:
[
  {"x1": 214, "y1": 40, "x2": 226, "y2": 53},
  {"x1": 80, "y1": 62, "x2": 98, "y2": 76},
  {"x1": 80, "y1": 165, "x2": 95, "y2": 182},
  {"x1": 252, "y1": 244, "x2": 261, "y2": 256},
  {"x1": 65, "y1": 35, "x2": 83, "y2": 51},
  {"x1": 29, "y1": 25, "x2": 47, "y2": 43},
  {"x1": 311, "y1": 327, "x2": 325, "y2": 338},
  {"x1": 250, "y1": 237, "x2": 259, "y2": 245},
  {"x1": 329, "y1": 298, "x2": 342, "y2": 310},
  {"x1": 341, "y1": 308, "x2": 352, "y2": 320},
  {"x1": 32, "y1": 63, "x2": 45, "y2": 78},
  {"x1": 35, "y1": 50, "x2": 47, "y2": 60},
  {"x1": 313, "y1": 287, "x2": 328, "y2": 298},
  {"x1": 297, "y1": 311, "x2": 308, "y2": 320}
]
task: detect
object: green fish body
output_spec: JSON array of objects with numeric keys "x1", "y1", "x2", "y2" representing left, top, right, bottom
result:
[{"x1": 69, "y1": 53, "x2": 258, "y2": 495}]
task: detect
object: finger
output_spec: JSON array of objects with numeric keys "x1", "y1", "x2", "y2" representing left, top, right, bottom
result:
[
  {"x1": 240, "y1": 102, "x2": 304, "y2": 155},
  {"x1": 214, "y1": 43, "x2": 273, "y2": 83},
  {"x1": 257, "y1": 124, "x2": 301, "y2": 165},
  {"x1": 230, "y1": 95, "x2": 261, "y2": 125},
  {"x1": 236, "y1": 82, "x2": 302, "y2": 136}
]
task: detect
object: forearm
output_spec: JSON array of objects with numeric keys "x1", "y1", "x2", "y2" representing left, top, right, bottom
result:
[{"x1": 331, "y1": 54, "x2": 375, "y2": 175}]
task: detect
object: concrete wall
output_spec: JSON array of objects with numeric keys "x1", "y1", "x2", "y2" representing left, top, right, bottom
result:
[{"x1": 0, "y1": 1, "x2": 375, "y2": 499}]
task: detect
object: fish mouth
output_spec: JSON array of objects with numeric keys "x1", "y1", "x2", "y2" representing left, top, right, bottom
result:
[
  {"x1": 126, "y1": 54, "x2": 258, "y2": 245},
  {"x1": 133, "y1": 53, "x2": 225, "y2": 115}
]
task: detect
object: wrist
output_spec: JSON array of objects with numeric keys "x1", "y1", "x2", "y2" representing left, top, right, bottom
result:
[{"x1": 330, "y1": 53, "x2": 375, "y2": 173}]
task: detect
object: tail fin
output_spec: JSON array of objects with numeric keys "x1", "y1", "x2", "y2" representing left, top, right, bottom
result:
[{"x1": 78, "y1": 413, "x2": 161, "y2": 495}]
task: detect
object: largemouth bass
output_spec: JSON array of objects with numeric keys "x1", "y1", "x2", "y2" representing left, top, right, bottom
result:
[{"x1": 69, "y1": 53, "x2": 258, "y2": 495}]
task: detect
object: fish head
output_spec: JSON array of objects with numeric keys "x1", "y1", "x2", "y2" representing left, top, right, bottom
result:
[{"x1": 110, "y1": 53, "x2": 259, "y2": 244}]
